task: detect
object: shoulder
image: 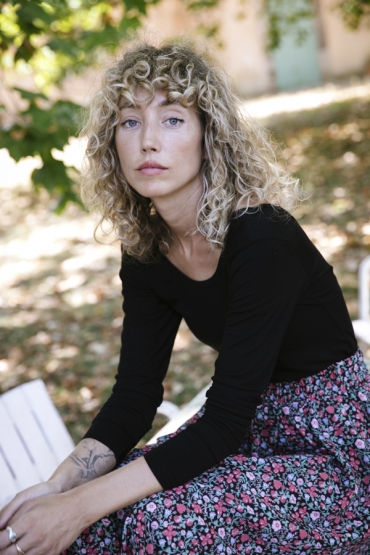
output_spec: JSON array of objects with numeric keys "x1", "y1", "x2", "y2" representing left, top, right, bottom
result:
[
  {"x1": 119, "y1": 250, "x2": 166, "y2": 288},
  {"x1": 227, "y1": 205, "x2": 301, "y2": 248},
  {"x1": 225, "y1": 204, "x2": 315, "y2": 258},
  {"x1": 224, "y1": 204, "x2": 322, "y2": 280}
]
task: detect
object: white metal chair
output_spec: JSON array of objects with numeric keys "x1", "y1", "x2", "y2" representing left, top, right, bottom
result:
[{"x1": 352, "y1": 254, "x2": 370, "y2": 347}]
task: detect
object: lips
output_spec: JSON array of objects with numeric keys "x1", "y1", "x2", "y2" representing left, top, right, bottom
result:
[
  {"x1": 137, "y1": 161, "x2": 168, "y2": 175},
  {"x1": 137, "y1": 161, "x2": 167, "y2": 170}
]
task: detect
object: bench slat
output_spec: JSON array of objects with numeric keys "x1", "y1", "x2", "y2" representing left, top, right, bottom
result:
[
  {"x1": 0, "y1": 448, "x2": 19, "y2": 508},
  {"x1": 21, "y1": 380, "x2": 74, "y2": 463},
  {"x1": 2, "y1": 386, "x2": 58, "y2": 481},
  {"x1": 0, "y1": 400, "x2": 40, "y2": 490}
]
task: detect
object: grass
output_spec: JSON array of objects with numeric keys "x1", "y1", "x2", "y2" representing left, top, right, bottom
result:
[{"x1": 0, "y1": 95, "x2": 369, "y2": 445}]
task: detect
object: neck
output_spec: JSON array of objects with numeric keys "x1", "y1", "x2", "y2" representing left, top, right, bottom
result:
[{"x1": 152, "y1": 181, "x2": 203, "y2": 246}]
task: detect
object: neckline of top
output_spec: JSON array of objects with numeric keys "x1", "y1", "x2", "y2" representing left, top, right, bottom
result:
[{"x1": 160, "y1": 205, "x2": 268, "y2": 286}]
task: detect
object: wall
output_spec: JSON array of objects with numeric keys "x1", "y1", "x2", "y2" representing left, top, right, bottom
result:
[
  {"x1": 144, "y1": 0, "x2": 274, "y2": 96},
  {"x1": 145, "y1": 0, "x2": 370, "y2": 95},
  {"x1": 319, "y1": 0, "x2": 370, "y2": 78}
]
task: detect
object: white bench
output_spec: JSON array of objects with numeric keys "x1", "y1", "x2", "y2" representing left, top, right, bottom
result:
[
  {"x1": 0, "y1": 379, "x2": 75, "y2": 509},
  {"x1": 0, "y1": 379, "x2": 181, "y2": 508},
  {"x1": 148, "y1": 383, "x2": 210, "y2": 444},
  {"x1": 352, "y1": 255, "x2": 370, "y2": 347}
]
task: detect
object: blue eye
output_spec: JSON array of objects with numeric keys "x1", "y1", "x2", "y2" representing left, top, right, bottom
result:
[
  {"x1": 168, "y1": 118, "x2": 183, "y2": 126},
  {"x1": 123, "y1": 119, "x2": 138, "y2": 128}
]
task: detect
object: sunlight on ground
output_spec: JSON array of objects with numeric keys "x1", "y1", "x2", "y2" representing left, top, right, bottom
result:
[{"x1": 244, "y1": 79, "x2": 370, "y2": 119}]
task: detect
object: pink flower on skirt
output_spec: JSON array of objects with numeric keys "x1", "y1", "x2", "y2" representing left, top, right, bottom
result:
[
  {"x1": 311, "y1": 418, "x2": 319, "y2": 429},
  {"x1": 272, "y1": 521, "x2": 281, "y2": 531}
]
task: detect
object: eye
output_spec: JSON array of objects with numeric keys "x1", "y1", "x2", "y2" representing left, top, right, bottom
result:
[
  {"x1": 167, "y1": 117, "x2": 183, "y2": 126},
  {"x1": 122, "y1": 119, "x2": 139, "y2": 128}
]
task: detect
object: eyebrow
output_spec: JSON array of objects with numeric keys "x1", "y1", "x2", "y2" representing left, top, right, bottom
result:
[{"x1": 119, "y1": 98, "x2": 177, "y2": 110}]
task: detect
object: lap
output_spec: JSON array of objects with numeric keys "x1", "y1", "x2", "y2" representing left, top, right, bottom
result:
[
  {"x1": 66, "y1": 351, "x2": 370, "y2": 554},
  {"x1": 66, "y1": 438, "x2": 370, "y2": 555}
]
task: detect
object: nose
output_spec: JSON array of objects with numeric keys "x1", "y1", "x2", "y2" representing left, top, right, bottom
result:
[{"x1": 141, "y1": 122, "x2": 159, "y2": 153}]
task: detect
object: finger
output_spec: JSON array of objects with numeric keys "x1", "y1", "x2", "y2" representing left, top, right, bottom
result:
[
  {"x1": 2, "y1": 539, "x2": 27, "y2": 555},
  {"x1": 0, "y1": 483, "x2": 53, "y2": 529},
  {"x1": 0, "y1": 490, "x2": 34, "y2": 529},
  {"x1": 1, "y1": 523, "x2": 30, "y2": 555},
  {"x1": 2, "y1": 531, "x2": 60, "y2": 555},
  {"x1": 0, "y1": 495, "x2": 23, "y2": 529},
  {"x1": 0, "y1": 525, "x2": 19, "y2": 551}
]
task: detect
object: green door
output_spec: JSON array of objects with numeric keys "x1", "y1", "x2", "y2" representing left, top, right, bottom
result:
[{"x1": 269, "y1": 0, "x2": 322, "y2": 90}]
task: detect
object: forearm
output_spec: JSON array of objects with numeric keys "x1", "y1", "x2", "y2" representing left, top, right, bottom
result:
[
  {"x1": 48, "y1": 438, "x2": 116, "y2": 493},
  {"x1": 69, "y1": 456, "x2": 162, "y2": 530}
]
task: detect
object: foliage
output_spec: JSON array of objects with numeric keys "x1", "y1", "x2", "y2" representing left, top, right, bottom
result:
[
  {"x1": 265, "y1": 0, "x2": 314, "y2": 50},
  {"x1": 336, "y1": 0, "x2": 370, "y2": 28},
  {"x1": 265, "y1": 0, "x2": 370, "y2": 50},
  {"x1": 0, "y1": 0, "x2": 146, "y2": 208}
]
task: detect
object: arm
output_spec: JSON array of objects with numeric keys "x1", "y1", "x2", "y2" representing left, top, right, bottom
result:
[
  {"x1": 84, "y1": 258, "x2": 182, "y2": 461},
  {"x1": 145, "y1": 240, "x2": 308, "y2": 489},
  {"x1": 0, "y1": 259, "x2": 179, "y2": 553},
  {"x1": 0, "y1": 451, "x2": 161, "y2": 555},
  {"x1": 0, "y1": 438, "x2": 115, "y2": 530},
  {"x1": 50, "y1": 438, "x2": 116, "y2": 491}
]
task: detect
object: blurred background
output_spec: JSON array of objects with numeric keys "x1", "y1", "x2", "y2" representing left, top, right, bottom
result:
[{"x1": 1, "y1": 0, "x2": 370, "y2": 444}]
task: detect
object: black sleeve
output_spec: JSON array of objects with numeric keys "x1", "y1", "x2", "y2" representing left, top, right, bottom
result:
[
  {"x1": 144, "y1": 240, "x2": 308, "y2": 489},
  {"x1": 84, "y1": 260, "x2": 182, "y2": 461}
]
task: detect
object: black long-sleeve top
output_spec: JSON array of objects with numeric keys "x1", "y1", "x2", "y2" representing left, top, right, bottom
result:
[{"x1": 84, "y1": 205, "x2": 357, "y2": 490}]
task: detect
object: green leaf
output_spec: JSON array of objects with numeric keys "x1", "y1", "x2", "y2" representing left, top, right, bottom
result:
[
  {"x1": 52, "y1": 100, "x2": 80, "y2": 135},
  {"x1": 54, "y1": 190, "x2": 84, "y2": 213},
  {"x1": 32, "y1": 158, "x2": 73, "y2": 192},
  {"x1": 46, "y1": 37, "x2": 80, "y2": 57},
  {"x1": 16, "y1": 1, "x2": 54, "y2": 26},
  {"x1": 14, "y1": 39, "x2": 36, "y2": 63},
  {"x1": 124, "y1": 0, "x2": 147, "y2": 12},
  {"x1": 14, "y1": 87, "x2": 48, "y2": 101},
  {"x1": 0, "y1": 133, "x2": 37, "y2": 161},
  {"x1": 81, "y1": 25, "x2": 120, "y2": 51},
  {"x1": 187, "y1": 0, "x2": 219, "y2": 10},
  {"x1": 117, "y1": 15, "x2": 141, "y2": 34},
  {"x1": 25, "y1": 104, "x2": 55, "y2": 132}
]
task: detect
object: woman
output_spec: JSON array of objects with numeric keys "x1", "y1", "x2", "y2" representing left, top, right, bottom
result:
[{"x1": 1, "y1": 40, "x2": 369, "y2": 555}]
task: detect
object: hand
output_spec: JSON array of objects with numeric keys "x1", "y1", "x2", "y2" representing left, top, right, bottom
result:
[
  {"x1": 0, "y1": 481, "x2": 61, "y2": 531},
  {"x1": 0, "y1": 490, "x2": 83, "y2": 555}
]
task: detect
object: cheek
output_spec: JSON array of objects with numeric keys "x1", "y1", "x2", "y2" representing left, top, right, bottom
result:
[
  {"x1": 115, "y1": 137, "x2": 133, "y2": 173},
  {"x1": 178, "y1": 133, "x2": 203, "y2": 165}
]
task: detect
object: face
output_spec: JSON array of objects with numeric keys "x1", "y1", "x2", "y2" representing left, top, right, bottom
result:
[{"x1": 115, "y1": 88, "x2": 204, "y2": 207}]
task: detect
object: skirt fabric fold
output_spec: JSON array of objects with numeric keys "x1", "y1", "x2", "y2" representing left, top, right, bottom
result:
[{"x1": 66, "y1": 349, "x2": 370, "y2": 554}]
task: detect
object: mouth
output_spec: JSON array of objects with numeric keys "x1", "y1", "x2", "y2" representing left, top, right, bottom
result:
[
  {"x1": 137, "y1": 161, "x2": 167, "y2": 170},
  {"x1": 137, "y1": 161, "x2": 168, "y2": 176}
]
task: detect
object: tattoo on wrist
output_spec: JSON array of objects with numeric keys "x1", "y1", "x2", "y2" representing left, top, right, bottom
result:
[{"x1": 69, "y1": 440, "x2": 115, "y2": 481}]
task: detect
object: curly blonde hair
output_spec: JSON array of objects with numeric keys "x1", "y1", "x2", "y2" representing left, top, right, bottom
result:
[{"x1": 81, "y1": 39, "x2": 300, "y2": 260}]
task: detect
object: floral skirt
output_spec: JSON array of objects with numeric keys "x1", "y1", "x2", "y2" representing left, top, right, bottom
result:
[{"x1": 66, "y1": 350, "x2": 370, "y2": 554}]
